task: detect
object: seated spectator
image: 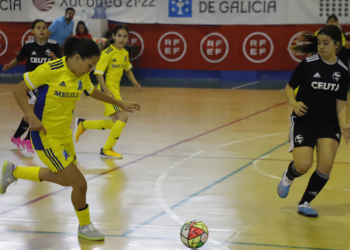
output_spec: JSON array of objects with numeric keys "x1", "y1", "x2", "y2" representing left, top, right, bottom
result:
[{"x1": 74, "y1": 21, "x2": 92, "y2": 39}]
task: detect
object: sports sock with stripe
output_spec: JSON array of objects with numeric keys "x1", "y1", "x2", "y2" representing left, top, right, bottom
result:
[
  {"x1": 14, "y1": 117, "x2": 29, "y2": 138},
  {"x1": 83, "y1": 120, "x2": 114, "y2": 130},
  {"x1": 300, "y1": 169, "x2": 329, "y2": 204},
  {"x1": 103, "y1": 120, "x2": 126, "y2": 151},
  {"x1": 286, "y1": 161, "x2": 303, "y2": 180},
  {"x1": 24, "y1": 129, "x2": 31, "y2": 140},
  {"x1": 75, "y1": 204, "x2": 91, "y2": 226},
  {"x1": 13, "y1": 166, "x2": 41, "y2": 182}
]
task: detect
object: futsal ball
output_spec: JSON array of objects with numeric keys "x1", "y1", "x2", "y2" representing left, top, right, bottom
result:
[
  {"x1": 100, "y1": 37, "x2": 107, "y2": 46},
  {"x1": 93, "y1": 38, "x2": 100, "y2": 44},
  {"x1": 180, "y1": 220, "x2": 209, "y2": 248}
]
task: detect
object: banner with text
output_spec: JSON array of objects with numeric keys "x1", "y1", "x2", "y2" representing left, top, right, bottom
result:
[
  {"x1": 3, "y1": 23, "x2": 350, "y2": 71},
  {"x1": 0, "y1": 0, "x2": 349, "y2": 24}
]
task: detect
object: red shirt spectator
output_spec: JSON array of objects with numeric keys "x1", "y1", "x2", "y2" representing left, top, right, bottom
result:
[
  {"x1": 74, "y1": 21, "x2": 92, "y2": 39},
  {"x1": 74, "y1": 33, "x2": 92, "y2": 39}
]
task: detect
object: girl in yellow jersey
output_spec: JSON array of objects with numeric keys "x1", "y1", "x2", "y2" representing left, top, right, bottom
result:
[
  {"x1": 74, "y1": 24, "x2": 141, "y2": 159},
  {"x1": 0, "y1": 38, "x2": 140, "y2": 241}
]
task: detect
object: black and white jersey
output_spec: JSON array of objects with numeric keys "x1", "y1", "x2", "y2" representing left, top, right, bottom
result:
[
  {"x1": 16, "y1": 39, "x2": 61, "y2": 72},
  {"x1": 289, "y1": 54, "x2": 350, "y2": 121}
]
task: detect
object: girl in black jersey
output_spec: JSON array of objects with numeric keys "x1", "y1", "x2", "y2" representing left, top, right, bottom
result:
[
  {"x1": 2, "y1": 19, "x2": 61, "y2": 154},
  {"x1": 277, "y1": 25, "x2": 350, "y2": 217}
]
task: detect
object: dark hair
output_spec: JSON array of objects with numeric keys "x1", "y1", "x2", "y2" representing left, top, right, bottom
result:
[
  {"x1": 64, "y1": 37, "x2": 100, "y2": 59},
  {"x1": 31, "y1": 19, "x2": 46, "y2": 29},
  {"x1": 105, "y1": 24, "x2": 129, "y2": 49},
  {"x1": 288, "y1": 25, "x2": 342, "y2": 55},
  {"x1": 76, "y1": 21, "x2": 89, "y2": 35},
  {"x1": 66, "y1": 7, "x2": 75, "y2": 13},
  {"x1": 327, "y1": 14, "x2": 338, "y2": 22}
]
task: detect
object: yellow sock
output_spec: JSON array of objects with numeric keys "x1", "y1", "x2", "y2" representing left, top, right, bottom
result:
[
  {"x1": 103, "y1": 120, "x2": 126, "y2": 150},
  {"x1": 83, "y1": 120, "x2": 114, "y2": 130},
  {"x1": 13, "y1": 166, "x2": 41, "y2": 182},
  {"x1": 75, "y1": 204, "x2": 91, "y2": 226}
]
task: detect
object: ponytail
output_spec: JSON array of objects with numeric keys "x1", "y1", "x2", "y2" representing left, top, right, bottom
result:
[
  {"x1": 104, "y1": 39, "x2": 115, "y2": 50},
  {"x1": 288, "y1": 25, "x2": 343, "y2": 55},
  {"x1": 64, "y1": 37, "x2": 100, "y2": 59},
  {"x1": 288, "y1": 32, "x2": 318, "y2": 55}
]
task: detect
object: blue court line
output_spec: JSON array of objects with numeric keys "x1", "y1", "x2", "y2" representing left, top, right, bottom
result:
[
  {"x1": 121, "y1": 141, "x2": 289, "y2": 237},
  {"x1": 0, "y1": 229, "x2": 338, "y2": 250}
]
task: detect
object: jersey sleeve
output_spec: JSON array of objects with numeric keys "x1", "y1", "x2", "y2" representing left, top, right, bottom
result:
[
  {"x1": 16, "y1": 44, "x2": 27, "y2": 61},
  {"x1": 288, "y1": 59, "x2": 306, "y2": 89},
  {"x1": 23, "y1": 63, "x2": 53, "y2": 90},
  {"x1": 82, "y1": 74, "x2": 95, "y2": 96},
  {"x1": 336, "y1": 71, "x2": 350, "y2": 101},
  {"x1": 94, "y1": 49, "x2": 111, "y2": 75},
  {"x1": 124, "y1": 52, "x2": 132, "y2": 71}
]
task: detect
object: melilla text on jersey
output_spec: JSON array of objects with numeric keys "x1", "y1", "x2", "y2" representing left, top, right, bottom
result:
[
  {"x1": 112, "y1": 63, "x2": 124, "y2": 68},
  {"x1": 311, "y1": 82, "x2": 340, "y2": 91},
  {"x1": 54, "y1": 91, "x2": 80, "y2": 98},
  {"x1": 30, "y1": 57, "x2": 51, "y2": 64}
]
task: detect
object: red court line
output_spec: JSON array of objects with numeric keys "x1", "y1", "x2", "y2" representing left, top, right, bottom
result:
[{"x1": 0, "y1": 101, "x2": 287, "y2": 216}]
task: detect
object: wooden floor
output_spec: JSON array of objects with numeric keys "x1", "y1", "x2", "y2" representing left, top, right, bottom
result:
[{"x1": 0, "y1": 83, "x2": 349, "y2": 250}]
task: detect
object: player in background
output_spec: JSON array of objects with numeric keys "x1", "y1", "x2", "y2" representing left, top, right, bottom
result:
[
  {"x1": 277, "y1": 25, "x2": 350, "y2": 217},
  {"x1": 315, "y1": 14, "x2": 350, "y2": 66},
  {"x1": 74, "y1": 24, "x2": 141, "y2": 159},
  {"x1": 0, "y1": 37, "x2": 140, "y2": 240},
  {"x1": 2, "y1": 19, "x2": 61, "y2": 153}
]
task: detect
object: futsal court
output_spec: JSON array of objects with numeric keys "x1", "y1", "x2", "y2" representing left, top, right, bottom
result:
[{"x1": 0, "y1": 81, "x2": 349, "y2": 250}]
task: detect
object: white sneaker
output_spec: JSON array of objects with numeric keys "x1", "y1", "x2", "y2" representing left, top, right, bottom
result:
[
  {"x1": 298, "y1": 202, "x2": 318, "y2": 217},
  {"x1": 0, "y1": 161, "x2": 17, "y2": 194},
  {"x1": 78, "y1": 223, "x2": 105, "y2": 241},
  {"x1": 277, "y1": 170, "x2": 293, "y2": 198}
]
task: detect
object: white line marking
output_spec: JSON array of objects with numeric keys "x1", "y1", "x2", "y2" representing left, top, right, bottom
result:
[
  {"x1": 253, "y1": 154, "x2": 350, "y2": 192},
  {"x1": 156, "y1": 131, "x2": 350, "y2": 248},
  {"x1": 0, "y1": 92, "x2": 12, "y2": 96},
  {"x1": 231, "y1": 81, "x2": 260, "y2": 89},
  {"x1": 155, "y1": 132, "x2": 287, "y2": 249},
  {"x1": 253, "y1": 154, "x2": 280, "y2": 180}
]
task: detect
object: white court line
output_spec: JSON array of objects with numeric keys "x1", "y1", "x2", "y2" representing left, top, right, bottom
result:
[
  {"x1": 231, "y1": 81, "x2": 260, "y2": 89},
  {"x1": 253, "y1": 155, "x2": 280, "y2": 180},
  {"x1": 156, "y1": 131, "x2": 350, "y2": 248},
  {"x1": 253, "y1": 154, "x2": 350, "y2": 192},
  {"x1": 0, "y1": 92, "x2": 12, "y2": 96},
  {"x1": 155, "y1": 132, "x2": 287, "y2": 249}
]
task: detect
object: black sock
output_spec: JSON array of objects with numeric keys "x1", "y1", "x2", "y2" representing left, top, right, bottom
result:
[
  {"x1": 24, "y1": 129, "x2": 31, "y2": 140},
  {"x1": 300, "y1": 170, "x2": 329, "y2": 204},
  {"x1": 286, "y1": 161, "x2": 302, "y2": 180},
  {"x1": 13, "y1": 118, "x2": 29, "y2": 138}
]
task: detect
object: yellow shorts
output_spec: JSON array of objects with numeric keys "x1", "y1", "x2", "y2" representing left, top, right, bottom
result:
[
  {"x1": 97, "y1": 84, "x2": 123, "y2": 117},
  {"x1": 34, "y1": 140, "x2": 77, "y2": 172}
]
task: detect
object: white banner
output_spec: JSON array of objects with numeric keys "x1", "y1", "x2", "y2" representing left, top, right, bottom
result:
[
  {"x1": 0, "y1": 0, "x2": 349, "y2": 24},
  {"x1": 288, "y1": 0, "x2": 350, "y2": 24},
  {"x1": 0, "y1": 0, "x2": 157, "y2": 23},
  {"x1": 158, "y1": 0, "x2": 288, "y2": 25}
]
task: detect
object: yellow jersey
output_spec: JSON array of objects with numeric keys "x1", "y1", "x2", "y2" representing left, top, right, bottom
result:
[
  {"x1": 23, "y1": 57, "x2": 95, "y2": 149},
  {"x1": 94, "y1": 44, "x2": 132, "y2": 93}
]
